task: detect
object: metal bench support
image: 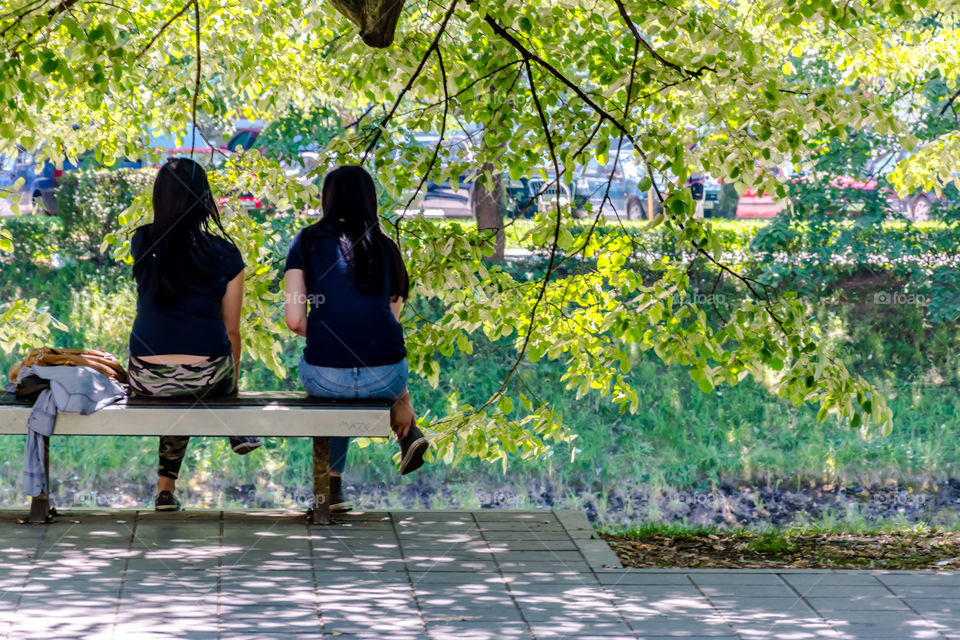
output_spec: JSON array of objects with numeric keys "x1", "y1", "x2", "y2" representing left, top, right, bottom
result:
[{"x1": 311, "y1": 436, "x2": 331, "y2": 525}]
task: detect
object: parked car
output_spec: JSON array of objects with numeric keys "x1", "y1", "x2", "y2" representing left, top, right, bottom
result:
[
  {"x1": 0, "y1": 148, "x2": 56, "y2": 214},
  {"x1": 225, "y1": 127, "x2": 262, "y2": 153},
  {"x1": 394, "y1": 132, "x2": 479, "y2": 218},
  {"x1": 572, "y1": 151, "x2": 720, "y2": 220},
  {"x1": 0, "y1": 147, "x2": 105, "y2": 215},
  {"x1": 863, "y1": 150, "x2": 943, "y2": 221}
]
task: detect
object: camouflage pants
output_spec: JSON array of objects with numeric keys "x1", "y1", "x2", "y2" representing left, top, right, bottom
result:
[{"x1": 127, "y1": 355, "x2": 235, "y2": 480}]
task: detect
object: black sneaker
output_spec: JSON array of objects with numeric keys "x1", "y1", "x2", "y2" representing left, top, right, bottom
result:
[
  {"x1": 155, "y1": 491, "x2": 181, "y2": 512},
  {"x1": 398, "y1": 422, "x2": 428, "y2": 475},
  {"x1": 330, "y1": 476, "x2": 353, "y2": 513},
  {"x1": 230, "y1": 436, "x2": 262, "y2": 455}
]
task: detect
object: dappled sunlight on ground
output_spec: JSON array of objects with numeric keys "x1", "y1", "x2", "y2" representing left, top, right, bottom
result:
[{"x1": 0, "y1": 509, "x2": 958, "y2": 638}]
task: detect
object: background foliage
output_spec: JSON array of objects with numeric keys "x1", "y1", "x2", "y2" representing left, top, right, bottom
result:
[{"x1": 2, "y1": 0, "x2": 960, "y2": 469}]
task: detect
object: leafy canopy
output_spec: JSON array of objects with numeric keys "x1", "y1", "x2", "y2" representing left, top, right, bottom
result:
[{"x1": 3, "y1": 0, "x2": 960, "y2": 463}]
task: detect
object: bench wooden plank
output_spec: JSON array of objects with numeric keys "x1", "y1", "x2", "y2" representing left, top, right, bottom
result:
[{"x1": 0, "y1": 392, "x2": 392, "y2": 437}]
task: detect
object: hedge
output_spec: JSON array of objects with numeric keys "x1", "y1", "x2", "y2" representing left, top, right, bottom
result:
[{"x1": 56, "y1": 168, "x2": 155, "y2": 258}]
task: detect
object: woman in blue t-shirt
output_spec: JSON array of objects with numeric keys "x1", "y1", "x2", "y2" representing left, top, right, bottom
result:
[
  {"x1": 127, "y1": 157, "x2": 261, "y2": 512},
  {"x1": 284, "y1": 165, "x2": 428, "y2": 512}
]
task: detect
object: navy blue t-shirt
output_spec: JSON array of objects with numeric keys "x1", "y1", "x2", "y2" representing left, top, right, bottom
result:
[
  {"x1": 285, "y1": 227, "x2": 406, "y2": 368},
  {"x1": 129, "y1": 225, "x2": 245, "y2": 358}
]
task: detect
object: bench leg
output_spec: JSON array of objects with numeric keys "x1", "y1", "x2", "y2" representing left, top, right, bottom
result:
[
  {"x1": 311, "y1": 436, "x2": 331, "y2": 525},
  {"x1": 28, "y1": 436, "x2": 51, "y2": 524}
]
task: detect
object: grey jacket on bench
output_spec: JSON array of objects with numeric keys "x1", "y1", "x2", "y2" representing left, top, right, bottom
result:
[{"x1": 7, "y1": 365, "x2": 126, "y2": 496}]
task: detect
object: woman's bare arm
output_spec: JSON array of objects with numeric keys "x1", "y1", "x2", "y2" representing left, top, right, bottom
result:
[
  {"x1": 221, "y1": 270, "x2": 245, "y2": 387},
  {"x1": 284, "y1": 268, "x2": 309, "y2": 337},
  {"x1": 390, "y1": 295, "x2": 404, "y2": 321}
]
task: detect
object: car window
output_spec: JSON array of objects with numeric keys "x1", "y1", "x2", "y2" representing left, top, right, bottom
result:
[{"x1": 228, "y1": 131, "x2": 252, "y2": 152}]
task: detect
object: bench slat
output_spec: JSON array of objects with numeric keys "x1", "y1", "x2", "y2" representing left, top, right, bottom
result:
[{"x1": 0, "y1": 393, "x2": 391, "y2": 437}]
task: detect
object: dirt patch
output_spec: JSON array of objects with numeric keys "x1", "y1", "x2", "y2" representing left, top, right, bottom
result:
[{"x1": 602, "y1": 530, "x2": 960, "y2": 570}]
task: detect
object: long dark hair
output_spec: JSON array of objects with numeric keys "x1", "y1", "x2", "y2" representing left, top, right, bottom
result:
[
  {"x1": 300, "y1": 165, "x2": 409, "y2": 298},
  {"x1": 132, "y1": 157, "x2": 235, "y2": 306}
]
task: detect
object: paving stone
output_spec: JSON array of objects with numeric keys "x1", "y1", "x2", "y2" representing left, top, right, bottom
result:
[
  {"x1": 425, "y1": 620, "x2": 528, "y2": 640},
  {"x1": 219, "y1": 633, "x2": 322, "y2": 640},
  {"x1": 406, "y1": 559, "x2": 499, "y2": 572},
  {"x1": 901, "y1": 598, "x2": 960, "y2": 614},
  {"x1": 710, "y1": 596, "x2": 816, "y2": 616},
  {"x1": 821, "y1": 619, "x2": 943, "y2": 638},
  {"x1": 319, "y1": 614, "x2": 425, "y2": 635},
  {"x1": 473, "y1": 511, "x2": 557, "y2": 522},
  {"x1": 873, "y1": 571, "x2": 960, "y2": 586},
  {"x1": 528, "y1": 620, "x2": 636, "y2": 638},
  {"x1": 625, "y1": 613, "x2": 735, "y2": 636},
  {"x1": 409, "y1": 572, "x2": 506, "y2": 587},
  {"x1": 479, "y1": 532, "x2": 574, "y2": 542},
  {"x1": 420, "y1": 603, "x2": 523, "y2": 623},
  {"x1": 783, "y1": 573, "x2": 884, "y2": 588},
  {"x1": 486, "y1": 540, "x2": 579, "y2": 552},
  {"x1": 696, "y1": 584, "x2": 798, "y2": 598},
  {"x1": 804, "y1": 595, "x2": 912, "y2": 612},
  {"x1": 497, "y1": 561, "x2": 593, "y2": 573},
  {"x1": 595, "y1": 571, "x2": 694, "y2": 586},
  {"x1": 488, "y1": 551, "x2": 585, "y2": 563},
  {"x1": 883, "y1": 585, "x2": 960, "y2": 599},
  {"x1": 690, "y1": 572, "x2": 788, "y2": 585},
  {"x1": 730, "y1": 622, "x2": 841, "y2": 639}
]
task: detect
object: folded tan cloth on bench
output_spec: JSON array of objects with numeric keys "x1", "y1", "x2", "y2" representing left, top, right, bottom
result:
[{"x1": 9, "y1": 347, "x2": 128, "y2": 385}]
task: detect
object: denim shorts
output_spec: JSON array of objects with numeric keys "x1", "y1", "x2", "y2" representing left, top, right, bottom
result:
[{"x1": 298, "y1": 358, "x2": 408, "y2": 401}]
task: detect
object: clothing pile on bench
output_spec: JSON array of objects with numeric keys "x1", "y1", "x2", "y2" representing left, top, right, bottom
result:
[{"x1": 6, "y1": 348, "x2": 128, "y2": 496}]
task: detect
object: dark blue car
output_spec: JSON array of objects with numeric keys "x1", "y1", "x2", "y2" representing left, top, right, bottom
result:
[{"x1": 1, "y1": 147, "x2": 142, "y2": 214}]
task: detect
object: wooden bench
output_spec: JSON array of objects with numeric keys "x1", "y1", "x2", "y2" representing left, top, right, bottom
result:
[{"x1": 0, "y1": 391, "x2": 391, "y2": 525}]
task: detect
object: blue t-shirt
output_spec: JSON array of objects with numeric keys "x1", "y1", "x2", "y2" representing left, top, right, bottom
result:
[
  {"x1": 129, "y1": 225, "x2": 245, "y2": 358},
  {"x1": 285, "y1": 227, "x2": 406, "y2": 368}
]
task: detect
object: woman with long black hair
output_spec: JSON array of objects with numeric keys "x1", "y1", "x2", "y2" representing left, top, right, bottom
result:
[
  {"x1": 284, "y1": 165, "x2": 428, "y2": 512},
  {"x1": 128, "y1": 157, "x2": 261, "y2": 512}
]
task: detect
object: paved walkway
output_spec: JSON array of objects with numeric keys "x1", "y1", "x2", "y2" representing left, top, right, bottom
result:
[{"x1": 0, "y1": 509, "x2": 958, "y2": 640}]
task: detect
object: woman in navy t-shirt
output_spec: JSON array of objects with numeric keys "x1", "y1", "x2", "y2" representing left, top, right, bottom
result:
[
  {"x1": 127, "y1": 157, "x2": 261, "y2": 512},
  {"x1": 284, "y1": 165, "x2": 428, "y2": 512}
]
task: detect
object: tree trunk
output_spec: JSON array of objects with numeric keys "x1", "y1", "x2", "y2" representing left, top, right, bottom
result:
[
  {"x1": 328, "y1": 0, "x2": 406, "y2": 48},
  {"x1": 472, "y1": 167, "x2": 505, "y2": 262}
]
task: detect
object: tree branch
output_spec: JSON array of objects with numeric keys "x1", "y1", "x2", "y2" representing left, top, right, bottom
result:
[
  {"x1": 133, "y1": 0, "x2": 193, "y2": 63},
  {"x1": 613, "y1": 0, "x2": 714, "y2": 79},
  {"x1": 361, "y1": 0, "x2": 457, "y2": 162},
  {"x1": 189, "y1": 0, "x2": 200, "y2": 157}
]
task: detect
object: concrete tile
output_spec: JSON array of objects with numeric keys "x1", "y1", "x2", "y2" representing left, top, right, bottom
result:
[
  {"x1": 886, "y1": 585, "x2": 960, "y2": 599},
  {"x1": 805, "y1": 595, "x2": 911, "y2": 612},
  {"x1": 824, "y1": 620, "x2": 942, "y2": 638},
  {"x1": 425, "y1": 620, "x2": 528, "y2": 639},
  {"x1": 697, "y1": 584, "x2": 799, "y2": 598},
  {"x1": 409, "y1": 572, "x2": 506, "y2": 586},
  {"x1": 528, "y1": 620, "x2": 635, "y2": 638},
  {"x1": 710, "y1": 596, "x2": 816, "y2": 615},
  {"x1": 595, "y1": 571, "x2": 693, "y2": 586},
  {"x1": 690, "y1": 572, "x2": 789, "y2": 585},
  {"x1": 873, "y1": 571, "x2": 960, "y2": 586},
  {"x1": 497, "y1": 560, "x2": 592, "y2": 573},
  {"x1": 901, "y1": 598, "x2": 960, "y2": 614},
  {"x1": 783, "y1": 573, "x2": 884, "y2": 588}
]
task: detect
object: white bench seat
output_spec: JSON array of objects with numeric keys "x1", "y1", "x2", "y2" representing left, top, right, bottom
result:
[{"x1": 0, "y1": 391, "x2": 392, "y2": 524}]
